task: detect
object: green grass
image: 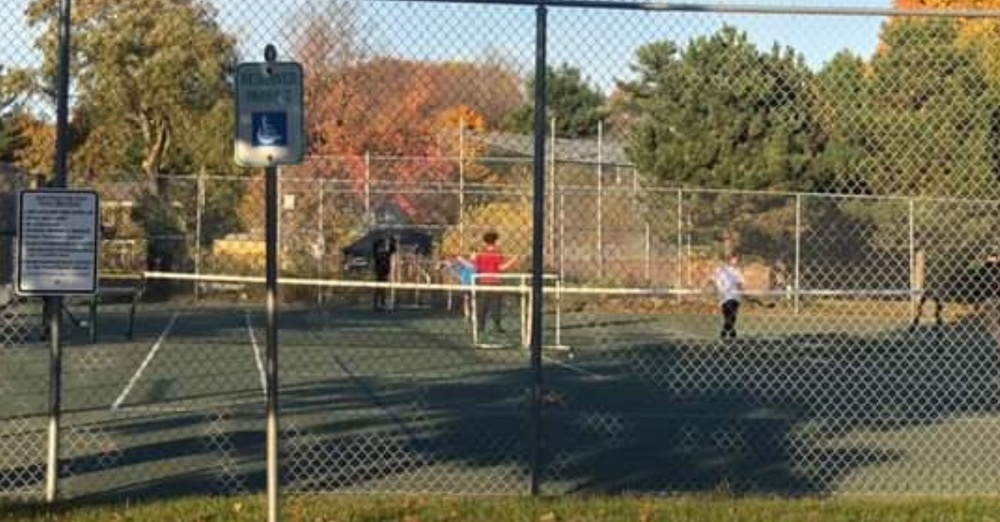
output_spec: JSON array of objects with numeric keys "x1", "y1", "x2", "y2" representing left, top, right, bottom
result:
[{"x1": 5, "y1": 495, "x2": 1000, "y2": 521}]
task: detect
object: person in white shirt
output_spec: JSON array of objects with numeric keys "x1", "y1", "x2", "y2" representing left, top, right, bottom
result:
[{"x1": 713, "y1": 253, "x2": 744, "y2": 340}]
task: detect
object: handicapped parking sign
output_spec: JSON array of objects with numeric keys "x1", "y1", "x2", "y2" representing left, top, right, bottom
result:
[
  {"x1": 252, "y1": 112, "x2": 288, "y2": 147},
  {"x1": 234, "y1": 61, "x2": 304, "y2": 167}
]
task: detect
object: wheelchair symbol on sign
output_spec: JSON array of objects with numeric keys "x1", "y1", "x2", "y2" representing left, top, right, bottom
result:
[{"x1": 252, "y1": 112, "x2": 287, "y2": 147}]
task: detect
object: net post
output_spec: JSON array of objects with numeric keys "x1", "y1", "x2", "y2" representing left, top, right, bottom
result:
[
  {"x1": 522, "y1": 275, "x2": 531, "y2": 349},
  {"x1": 555, "y1": 278, "x2": 563, "y2": 349},
  {"x1": 125, "y1": 275, "x2": 145, "y2": 341},
  {"x1": 471, "y1": 276, "x2": 479, "y2": 345}
]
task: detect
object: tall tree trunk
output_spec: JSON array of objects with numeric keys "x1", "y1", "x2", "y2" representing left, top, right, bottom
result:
[{"x1": 142, "y1": 118, "x2": 171, "y2": 195}]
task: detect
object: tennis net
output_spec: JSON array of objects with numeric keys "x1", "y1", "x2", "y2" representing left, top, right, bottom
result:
[{"x1": 141, "y1": 270, "x2": 935, "y2": 353}]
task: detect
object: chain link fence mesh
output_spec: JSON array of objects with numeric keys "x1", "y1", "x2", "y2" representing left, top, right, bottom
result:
[
  {"x1": 6, "y1": 0, "x2": 1000, "y2": 503},
  {"x1": 0, "y1": 164, "x2": 46, "y2": 501}
]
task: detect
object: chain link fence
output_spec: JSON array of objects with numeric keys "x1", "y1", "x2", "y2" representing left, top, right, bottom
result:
[
  {"x1": 6, "y1": 0, "x2": 1000, "y2": 505},
  {"x1": 0, "y1": 164, "x2": 47, "y2": 501}
]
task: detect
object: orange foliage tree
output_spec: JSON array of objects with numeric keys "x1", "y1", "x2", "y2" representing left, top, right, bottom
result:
[
  {"x1": 289, "y1": 5, "x2": 521, "y2": 231},
  {"x1": 889, "y1": 0, "x2": 1000, "y2": 87}
]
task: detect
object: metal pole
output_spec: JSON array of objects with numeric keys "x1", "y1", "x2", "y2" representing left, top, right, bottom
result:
[
  {"x1": 46, "y1": 0, "x2": 73, "y2": 503},
  {"x1": 645, "y1": 221, "x2": 651, "y2": 284},
  {"x1": 686, "y1": 210, "x2": 692, "y2": 287},
  {"x1": 364, "y1": 150, "x2": 372, "y2": 223},
  {"x1": 794, "y1": 194, "x2": 802, "y2": 315},
  {"x1": 317, "y1": 179, "x2": 325, "y2": 302},
  {"x1": 675, "y1": 189, "x2": 683, "y2": 288},
  {"x1": 559, "y1": 188, "x2": 565, "y2": 282},
  {"x1": 548, "y1": 117, "x2": 556, "y2": 267},
  {"x1": 597, "y1": 120, "x2": 603, "y2": 280},
  {"x1": 195, "y1": 167, "x2": 204, "y2": 300},
  {"x1": 459, "y1": 116, "x2": 465, "y2": 253},
  {"x1": 265, "y1": 163, "x2": 280, "y2": 522},
  {"x1": 529, "y1": 3, "x2": 548, "y2": 497},
  {"x1": 262, "y1": 47, "x2": 282, "y2": 522},
  {"x1": 909, "y1": 198, "x2": 916, "y2": 314}
]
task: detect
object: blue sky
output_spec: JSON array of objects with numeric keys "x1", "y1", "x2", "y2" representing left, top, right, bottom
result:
[
  {"x1": 2, "y1": 0, "x2": 890, "y2": 94},
  {"x1": 216, "y1": 0, "x2": 890, "y2": 91}
]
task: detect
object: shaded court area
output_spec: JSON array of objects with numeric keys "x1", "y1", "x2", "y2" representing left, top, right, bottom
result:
[{"x1": 6, "y1": 284, "x2": 1000, "y2": 500}]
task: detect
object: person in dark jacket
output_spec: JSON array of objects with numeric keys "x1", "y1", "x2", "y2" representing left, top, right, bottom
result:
[
  {"x1": 910, "y1": 250, "x2": 1000, "y2": 332},
  {"x1": 372, "y1": 235, "x2": 397, "y2": 311}
]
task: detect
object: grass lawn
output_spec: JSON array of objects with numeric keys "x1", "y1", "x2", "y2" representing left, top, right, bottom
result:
[{"x1": 4, "y1": 495, "x2": 1000, "y2": 521}]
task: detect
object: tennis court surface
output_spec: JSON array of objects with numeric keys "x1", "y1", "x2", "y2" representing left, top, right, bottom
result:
[{"x1": 4, "y1": 278, "x2": 1000, "y2": 499}]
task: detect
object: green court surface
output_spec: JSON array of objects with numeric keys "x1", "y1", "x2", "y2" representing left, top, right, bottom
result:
[{"x1": 3, "y1": 296, "x2": 1000, "y2": 499}]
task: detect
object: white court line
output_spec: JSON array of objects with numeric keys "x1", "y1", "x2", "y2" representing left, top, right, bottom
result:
[
  {"x1": 544, "y1": 355, "x2": 610, "y2": 381},
  {"x1": 111, "y1": 312, "x2": 180, "y2": 411},
  {"x1": 245, "y1": 312, "x2": 268, "y2": 398}
]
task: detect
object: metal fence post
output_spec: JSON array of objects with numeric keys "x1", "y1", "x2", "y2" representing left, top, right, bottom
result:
[
  {"x1": 46, "y1": 0, "x2": 73, "y2": 504},
  {"x1": 559, "y1": 188, "x2": 565, "y2": 282},
  {"x1": 364, "y1": 150, "x2": 371, "y2": 223},
  {"x1": 459, "y1": 116, "x2": 465, "y2": 253},
  {"x1": 529, "y1": 2, "x2": 548, "y2": 497},
  {"x1": 317, "y1": 178, "x2": 325, "y2": 289},
  {"x1": 194, "y1": 167, "x2": 205, "y2": 300},
  {"x1": 909, "y1": 198, "x2": 916, "y2": 314},
  {"x1": 597, "y1": 120, "x2": 603, "y2": 280},
  {"x1": 794, "y1": 194, "x2": 802, "y2": 315},
  {"x1": 548, "y1": 116, "x2": 556, "y2": 267},
  {"x1": 676, "y1": 189, "x2": 683, "y2": 288}
]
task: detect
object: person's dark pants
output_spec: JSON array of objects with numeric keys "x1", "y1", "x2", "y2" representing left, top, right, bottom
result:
[
  {"x1": 721, "y1": 299, "x2": 740, "y2": 339},
  {"x1": 476, "y1": 292, "x2": 504, "y2": 333},
  {"x1": 373, "y1": 270, "x2": 390, "y2": 310}
]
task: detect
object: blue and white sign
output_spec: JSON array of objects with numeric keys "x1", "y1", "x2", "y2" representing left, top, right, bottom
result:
[
  {"x1": 235, "y1": 62, "x2": 304, "y2": 167},
  {"x1": 252, "y1": 112, "x2": 288, "y2": 147}
]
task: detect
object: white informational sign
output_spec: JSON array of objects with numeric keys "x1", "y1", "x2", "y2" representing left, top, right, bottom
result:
[
  {"x1": 234, "y1": 61, "x2": 305, "y2": 167},
  {"x1": 16, "y1": 190, "x2": 100, "y2": 296}
]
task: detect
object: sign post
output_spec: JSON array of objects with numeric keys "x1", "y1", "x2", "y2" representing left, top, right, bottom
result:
[
  {"x1": 16, "y1": 188, "x2": 98, "y2": 504},
  {"x1": 235, "y1": 45, "x2": 303, "y2": 522}
]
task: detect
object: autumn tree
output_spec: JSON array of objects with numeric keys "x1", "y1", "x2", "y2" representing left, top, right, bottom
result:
[
  {"x1": 8, "y1": 114, "x2": 55, "y2": 174},
  {"x1": 26, "y1": 0, "x2": 238, "y2": 190},
  {"x1": 292, "y1": 1, "x2": 522, "y2": 233},
  {"x1": 423, "y1": 58, "x2": 521, "y2": 130},
  {"x1": 0, "y1": 66, "x2": 33, "y2": 161}
]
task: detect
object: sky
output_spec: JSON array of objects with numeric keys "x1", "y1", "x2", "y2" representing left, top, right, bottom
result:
[
  {"x1": 214, "y1": 0, "x2": 891, "y2": 91},
  {"x1": 1, "y1": 0, "x2": 890, "y2": 95}
]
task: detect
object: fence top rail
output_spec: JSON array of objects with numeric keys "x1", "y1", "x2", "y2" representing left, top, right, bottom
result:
[
  {"x1": 368, "y1": 0, "x2": 1000, "y2": 18},
  {"x1": 82, "y1": 173, "x2": 1000, "y2": 206}
]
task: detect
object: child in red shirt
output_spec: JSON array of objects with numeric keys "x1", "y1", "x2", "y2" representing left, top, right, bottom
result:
[{"x1": 473, "y1": 231, "x2": 517, "y2": 335}]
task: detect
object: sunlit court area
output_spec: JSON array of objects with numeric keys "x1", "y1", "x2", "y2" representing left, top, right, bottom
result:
[{"x1": 7, "y1": 0, "x2": 1000, "y2": 519}]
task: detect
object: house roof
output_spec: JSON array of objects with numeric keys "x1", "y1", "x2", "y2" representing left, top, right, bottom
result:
[
  {"x1": 341, "y1": 227, "x2": 435, "y2": 257},
  {"x1": 467, "y1": 131, "x2": 630, "y2": 165}
]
